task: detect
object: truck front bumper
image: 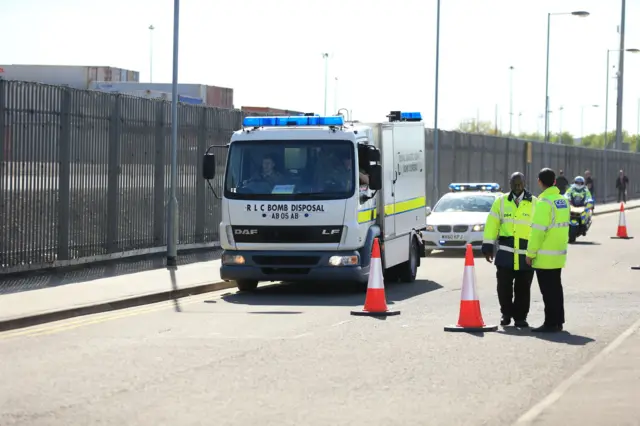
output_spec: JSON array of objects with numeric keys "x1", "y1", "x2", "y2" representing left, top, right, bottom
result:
[{"x1": 220, "y1": 249, "x2": 370, "y2": 284}]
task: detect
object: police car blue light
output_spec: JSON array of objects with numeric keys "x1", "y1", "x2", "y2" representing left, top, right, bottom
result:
[
  {"x1": 242, "y1": 115, "x2": 344, "y2": 128},
  {"x1": 400, "y1": 112, "x2": 422, "y2": 120},
  {"x1": 449, "y1": 182, "x2": 501, "y2": 192}
]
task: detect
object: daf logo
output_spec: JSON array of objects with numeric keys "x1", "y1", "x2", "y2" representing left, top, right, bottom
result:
[
  {"x1": 322, "y1": 229, "x2": 341, "y2": 235},
  {"x1": 235, "y1": 229, "x2": 258, "y2": 235}
]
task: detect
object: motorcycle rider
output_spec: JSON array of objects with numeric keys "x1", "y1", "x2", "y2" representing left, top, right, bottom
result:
[{"x1": 564, "y1": 176, "x2": 593, "y2": 224}]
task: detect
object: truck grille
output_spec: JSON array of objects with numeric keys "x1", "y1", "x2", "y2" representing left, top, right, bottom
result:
[{"x1": 253, "y1": 256, "x2": 320, "y2": 266}]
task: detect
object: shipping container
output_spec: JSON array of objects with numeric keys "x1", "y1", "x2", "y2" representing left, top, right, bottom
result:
[
  {"x1": 88, "y1": 82, "x2": 233, "y2": 108},
  {"x1": 0, "y1": 65, "x2": 140, "y2": 89},
  {"x1": 241, "y1": 106, "x2": 305, "y2": 116}
]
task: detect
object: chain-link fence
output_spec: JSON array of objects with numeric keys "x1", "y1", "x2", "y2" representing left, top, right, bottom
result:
[{"x1": 2, "y1": 79, "x2": 639, "y2": 274}]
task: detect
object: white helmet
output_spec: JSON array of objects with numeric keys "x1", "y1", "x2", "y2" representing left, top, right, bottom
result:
[{"x1": 574, "y1": 176, "x2": 585, "y2": 189}]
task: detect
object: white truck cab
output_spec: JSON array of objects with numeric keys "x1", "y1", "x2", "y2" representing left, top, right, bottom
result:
[{"x1": 202, "y1": 111, "x2": 428, "y2": 291}]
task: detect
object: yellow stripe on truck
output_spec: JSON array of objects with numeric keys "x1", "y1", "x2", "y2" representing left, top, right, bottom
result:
[
  {"x1": 357, "y1": 207, "x2": 377, "y2": 223},
  {"x1": 384, "y1": 196, "x2": 426, "y2": 216},
  {"x1": 357, "y1": 196, "x2": 426, "y2": 223}
]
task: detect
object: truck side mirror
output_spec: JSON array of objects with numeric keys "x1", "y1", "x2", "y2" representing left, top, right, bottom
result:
[
  {"x1": 367, "y1": 148, "x2": 380, "y2": 162},
  {"x1": 368, "y1": 164, "x2": 382, "y2": 191},
  {"x1": 202, "y1": 153, "x2": 216, "y2": 180}
]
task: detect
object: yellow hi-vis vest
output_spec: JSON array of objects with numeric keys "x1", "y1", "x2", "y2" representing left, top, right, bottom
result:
[
  {"x1": 526, "y1": 186, "x2": 570, "y2": 269},
  {"x1": 482, "y1": 191, "x2": 537, "y2": 271}
]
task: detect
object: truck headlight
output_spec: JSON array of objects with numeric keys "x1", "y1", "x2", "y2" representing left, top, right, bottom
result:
[
  {"x1": 328, "y1": 255, "x2": 359, "y2": 266},
  {"x1": 222, "y1": 254, "x2": 245, "y2": 265},
  {"x1": 425, "y1": 225, "x2": 435, "y2": 232},
  {"x1": 472, "y1": 224, "x2": 484, "y2": 232}
]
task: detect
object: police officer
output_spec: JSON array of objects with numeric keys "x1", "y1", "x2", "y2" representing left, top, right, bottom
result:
[
  {"x1": 482, "y1": 172, "x2": 537, "y2": 327},
  {"x1": 526, "y1": 168, "x2": 570, "y2": 333}
]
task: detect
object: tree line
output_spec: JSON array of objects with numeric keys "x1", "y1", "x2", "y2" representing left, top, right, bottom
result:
[{"x1": 456, "y1": 119, "x2": 640, "y2": 152}]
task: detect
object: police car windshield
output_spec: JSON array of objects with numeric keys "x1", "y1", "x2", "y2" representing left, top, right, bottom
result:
[
  {"x1": 433, "y1": 193, "x2": 495, "y2": 213},
  {"x1": 224, "y1": 140, "x2": 356, "y2": 201}
]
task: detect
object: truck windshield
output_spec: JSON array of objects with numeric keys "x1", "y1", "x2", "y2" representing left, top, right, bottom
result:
[{"x1": 224, "y1": 139, "x2": 356, "y2": 201}]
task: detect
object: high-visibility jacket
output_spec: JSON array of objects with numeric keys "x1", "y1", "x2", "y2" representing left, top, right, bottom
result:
[
  {"x1": 482, "y1": 191, "x2": 537, "y2": 271},
  {"x1": 526, "y1": 186, "x2": 570, "y2": 269}
]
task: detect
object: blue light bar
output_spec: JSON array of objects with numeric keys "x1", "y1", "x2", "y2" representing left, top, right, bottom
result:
[
  {"x1": 400, "y1": 112, "x2": 422, "y2": 120},
  {"x1": 449, "y1": 183, "x2": 501, "y2": 192},
  {"x1": 242, "y1": 115, "x2": 344, "y2": 128}
]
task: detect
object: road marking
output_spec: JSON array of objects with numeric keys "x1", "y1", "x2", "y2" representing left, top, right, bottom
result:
[
  {"x1": 332, "y1": 320, "x2": 351, "y2": 327},
  {"x1": 0, "y1": 292, "x2": 224, "y2": 340},
  {"x1": 514, "y1": 316, "x2": 640, "y2": 425}
]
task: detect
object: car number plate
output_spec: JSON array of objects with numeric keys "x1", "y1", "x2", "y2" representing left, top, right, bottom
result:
[{"x1": 440, "y1": 234, "x2": 464, "y2": 240}]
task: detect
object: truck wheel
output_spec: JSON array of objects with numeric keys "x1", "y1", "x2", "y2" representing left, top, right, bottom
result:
[
  {"x1": 236, "y1": 280, "x2": 259, "y2": 292},
  {"x1": 398, "y1": 238, "x2": 419, "y2": 283}
]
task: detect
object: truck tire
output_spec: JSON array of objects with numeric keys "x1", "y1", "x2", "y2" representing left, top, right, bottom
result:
[
  {"x1": 236, "y1": 280, "x2": 259, "y2": 292},
  {"x1": 398, "y1": 237, "x2": 419, "y2": 283}
]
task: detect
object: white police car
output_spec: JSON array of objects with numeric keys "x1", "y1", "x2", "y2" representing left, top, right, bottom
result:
[{"x1": 421, "y1": 183, "x2": 502, "y2": 252}]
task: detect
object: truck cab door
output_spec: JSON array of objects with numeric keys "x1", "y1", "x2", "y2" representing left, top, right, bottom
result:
[{"x1": 382, "y1": 126, "x2": 395, "y2": 238}]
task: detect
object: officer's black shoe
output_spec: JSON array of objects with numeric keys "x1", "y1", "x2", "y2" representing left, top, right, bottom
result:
[
  {"x1": 514, "y1": 320, "x2": 529, "y2": 328},
  {"x1": 532, "y1": 324, "x2": 562, "y2": 333},
  {"x1": 500, "y1": 316, "x2": 511, "y2": 326}
]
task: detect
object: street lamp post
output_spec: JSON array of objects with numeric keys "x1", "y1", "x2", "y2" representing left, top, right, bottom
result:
[
  {"x1": 605, "y1": 48, "x2": 640, "y2": 148},
  {"x1": 614, "y1": 0, "x2": 627, "y2": 151},
  {"x1": 581, "y1": 104, "x2": 599, "y2": 140},
  {"x1": 433, "y1": 0, "x2": 441, "y2": 200},
  {"x1": 166, "y1": 0, "x2": 180, "y2": 267},
  {"x1": 509, "y1": 66, "x2": 514, "y2": 135},
  {"x1": 544, "y1": 10, "x2": 590, "y2": 162},
  {"x1": 148, "y1": 25, "x2": 155, "y2": 83},
  {"x1": 322, "y1": 53, "x2": 329, "y2": 115}
]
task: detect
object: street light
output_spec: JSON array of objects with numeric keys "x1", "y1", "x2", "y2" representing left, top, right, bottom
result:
[
  {"x1": 148, "y1": 25, "x2": 155, "y2": 83},
  {"x1": 433, "y1": 0, "x2": 441, "y2": 199},
  {"x1": 509, "y1": 66, "x2": 514, "y2": 135},
  {"x1": 322, "y1": 53, "x2": 329, "y2": 115},
  {"x1": 166, "y1": 0, "x2": 180, "y2": 267},
  {"x1": 581, "y1": 104, "x2": 599, "y2": 140},
  {"x1": 604, "y1": 48, "x2": 640, "y2": 148},
  {"x1": 544, "y1": 10, "x2": 590, "y2": 148}
]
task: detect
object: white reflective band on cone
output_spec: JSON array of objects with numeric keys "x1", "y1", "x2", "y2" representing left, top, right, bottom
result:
[
  {"x1": 460, "y1": 265, "x2": 478, "y2": 301},
  {"x1": 368, "y1": 257, "x2": 384, "y2": 289},
  {"x1": 619, "y1": 211, "x2": 626, "y2": 227}
]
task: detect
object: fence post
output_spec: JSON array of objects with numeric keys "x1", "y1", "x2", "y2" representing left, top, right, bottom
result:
[
  {"x1": 195, "y1": 108, "x2": 207, "y2": 243},
  {"x1": 106, "y1": 95, "x2": 122, "y2": 253},
  {"x1": 153, "y1": 103, "x2": 166, "y2": 246},
  {"x1": 56, "y1": 88, "x2": 72, "y2": 261}
]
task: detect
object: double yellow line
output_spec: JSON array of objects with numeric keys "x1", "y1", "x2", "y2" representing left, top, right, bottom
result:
[{"x1": 0, "y1": 292, "x2": 224, "y2": 341}]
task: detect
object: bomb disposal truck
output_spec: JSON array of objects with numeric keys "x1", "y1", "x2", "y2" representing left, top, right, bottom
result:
[{"x1": 202, "y1": 111, "x2": 428, "y2": 291}]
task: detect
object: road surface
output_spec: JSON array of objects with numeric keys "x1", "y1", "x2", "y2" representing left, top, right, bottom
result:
[{"x1": 1, "y1": 209, "x2": 640, "y2": 426}]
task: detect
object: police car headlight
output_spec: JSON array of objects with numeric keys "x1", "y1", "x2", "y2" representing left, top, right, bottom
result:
[
  {"x1": 225, "y1": 225, "x2": 235, "y2": 245},
  {"x1": 328, "y1": 255, "x2": 359, "y2": 266},
  {"x1": 222, "y1": 254, "x2": 245, "y2": 265},
  {"x1": 472, "y1": 224, "x2": 484, "y2": 232},
  {"x1": 425, "y1": 225, "x2": 435, "y2": 232}
]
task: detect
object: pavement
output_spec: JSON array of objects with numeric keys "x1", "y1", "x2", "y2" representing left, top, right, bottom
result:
[{"x1": 0, "y1": 199, "x2": 640, "y2": 425}]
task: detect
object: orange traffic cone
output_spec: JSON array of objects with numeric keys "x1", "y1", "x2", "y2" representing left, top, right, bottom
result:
[
  {"x1": 611, "y1": 203, "x2": 633, "y2": 240},
  {"x1": 444, "y1": 244, "x2": 497, "y2": 332},
  {"x1": 351, "y1": 238, "x2": 400, "y2": 317}
]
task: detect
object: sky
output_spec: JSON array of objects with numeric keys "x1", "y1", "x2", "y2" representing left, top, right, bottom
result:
[{"x1": 1, "y1": 0, "x2": 639, "y2": 137}]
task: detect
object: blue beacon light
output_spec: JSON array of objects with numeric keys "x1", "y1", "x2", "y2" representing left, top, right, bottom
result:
[
  {"x1": 242, "y1": 115, "x2": 345, "y2": 128},
  {"x1": 400, "y1": 112, "x2": 423, "y2": 120}
]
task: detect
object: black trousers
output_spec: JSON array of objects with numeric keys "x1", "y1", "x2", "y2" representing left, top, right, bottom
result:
[
  {"x1": 535, "y1": 268, "x2": 565, "y2": 326},
  {"x1": 617, "y1": 188, "x2": 627, "y2": 203},
  {"x1": 496, "y1": 267, "x2": 534, "y2": 321}
]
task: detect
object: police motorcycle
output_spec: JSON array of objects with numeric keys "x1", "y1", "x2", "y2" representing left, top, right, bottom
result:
[{"x1": 564, "y1": 176, "x2": 594, "y2": 243}]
